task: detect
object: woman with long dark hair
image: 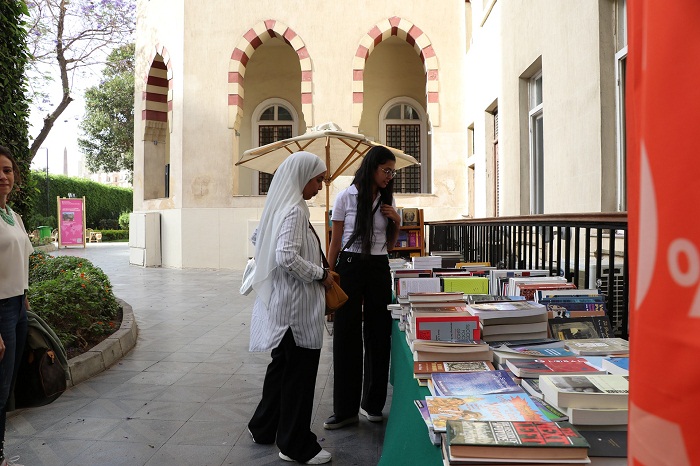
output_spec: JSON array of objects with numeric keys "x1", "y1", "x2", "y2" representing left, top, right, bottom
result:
[{"x1": 324, "y1": 146, "x2": 401, "y2": 429}]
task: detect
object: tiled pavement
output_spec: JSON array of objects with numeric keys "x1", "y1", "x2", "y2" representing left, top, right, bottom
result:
[{"x1": 7, "y1": 243, "x2": 390, "y2": 465}]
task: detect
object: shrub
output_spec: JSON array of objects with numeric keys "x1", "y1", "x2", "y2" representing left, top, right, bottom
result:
[
  {"x1": 26, "y1": 214, "x2": 56, "y2": 231},
  {"x1": 98, "y1": 218, "x2": 120, "y2": 230},
  {"x1": 27, "y1": 252, "x2": 120, "y2": 351},
  {"x1": 99, "y1": 229, "x2": 129, "y2": 242},
  {"x1": 118, "y1": 211, "x2": 130, "y2": 230}
]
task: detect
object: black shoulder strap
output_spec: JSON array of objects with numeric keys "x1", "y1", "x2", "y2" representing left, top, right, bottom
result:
[
  {"x1": 341, "y1": 200, "x2": 381, "y2": 252},
  {"x1": 308, "y1": 222, "x2": 330, "y2": 268}
]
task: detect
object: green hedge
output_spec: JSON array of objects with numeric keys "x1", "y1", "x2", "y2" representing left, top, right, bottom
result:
[
  {"x1": 28, "y1": 171, "x2": 133, "y2": 229},
  {"x1": 99, "y1": 229, "x2": 129, "y2": 242}
]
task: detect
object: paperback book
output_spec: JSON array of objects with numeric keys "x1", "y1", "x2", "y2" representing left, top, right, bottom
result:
[
  {"x1": 602, "y1": 357, "x2": 630, "y2": 375},
  {"x1": 445, "y1": 420, "x2": 590, "y2": 461},
  {"x1": 505, "y1": 358, "x2": 606, "y2": 379},
  {"x1": 564, "y1": 338, "x2": 630, "y2": 356},
  {"x1": 549, "y1": 315, "x2": 614, "y2": 340},
  {"x1": 414, "y1": 315, "x2": 480, "y2": 341},
  {"x1": 565, "y1": 406, "x2": 628, "y2": 426},
  {"x1": 431, "y1": 370, "x2": 523, "y2": 396},
  {"x1": 425, "y1": 393, "x2": 550, "y2": 432},
  {"x1": 539, "y1": 374, "x2": 629, "y2": 409},
  {"x1": 413, "y1": 360, "x2": 495, "y2": 378}
]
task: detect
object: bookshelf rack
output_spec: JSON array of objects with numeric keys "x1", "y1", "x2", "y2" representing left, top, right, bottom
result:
[{"x1": 391, "y1": 208, "x2": 425, "y2": 259}]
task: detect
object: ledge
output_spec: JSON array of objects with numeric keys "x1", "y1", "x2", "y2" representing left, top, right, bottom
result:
[{"x1": 67, "y1": 297, "x2": 139, "y2": 386}]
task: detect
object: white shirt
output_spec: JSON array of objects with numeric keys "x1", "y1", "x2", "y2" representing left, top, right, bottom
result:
[
  {"x1": 249, "y1": 205, "x2": 326, "y2": 352},
  {"x1": 0, "y1": 210, "x2": 34, "y2": 299},
  {"x1": 331, "y1": 184, "x2": 394, "y2": 255}
]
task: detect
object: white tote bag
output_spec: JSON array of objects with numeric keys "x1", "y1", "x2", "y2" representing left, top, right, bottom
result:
[{"x1": 240, "y1": 258, "x2": 256, "y2": 295}]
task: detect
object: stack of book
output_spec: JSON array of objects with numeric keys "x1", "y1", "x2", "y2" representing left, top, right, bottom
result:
[
  {"x1": 465, "y1": 300, "x2": 549, "y2": 343},
  {"x1": 488, "y1": 269, "x2": 551, "y2": 297},
  {"x1": 443, "y1": 420, "x2": 592, "y2": 465},
  {"x1": 430, "y1": 250, "x2": 463, "y2": 268},
  {"x1": 412, "y1": 255, "x2": 443, "y2": 270},
  {"x1": 538, "y1": 374, "x2": 629, "y2": 429},
  {"x1": 538, "y1": 288, "x2": 616, "y2": 340},
  {"x1": 507, "y1": 276, "x2": 573, "y2": 299},
  {"x1": 405, "y1": 292, "x2": 492, "y2": 362}
]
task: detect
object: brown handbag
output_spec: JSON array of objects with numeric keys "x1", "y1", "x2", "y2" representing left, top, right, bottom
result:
[
  {"x1": 309, "y1": 223, "x2": 348, "y2": 315},
  {"x1": 325, "y1": 270, "x2": 348, "y2": 314}
]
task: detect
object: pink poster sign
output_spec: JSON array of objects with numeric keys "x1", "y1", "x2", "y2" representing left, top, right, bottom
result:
[{"x1": 58, "y1": 198, "x2": 85, "y2": 246}]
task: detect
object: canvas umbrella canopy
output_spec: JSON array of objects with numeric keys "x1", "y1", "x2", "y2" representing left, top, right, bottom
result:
[{"x1": 236, "y1": 125, "x2": 420, "y2": 213}]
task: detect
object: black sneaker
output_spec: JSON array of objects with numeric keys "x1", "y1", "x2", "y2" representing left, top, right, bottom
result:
[{"x1": 323, "y1": 414, "x2": 359, "y2": 430}]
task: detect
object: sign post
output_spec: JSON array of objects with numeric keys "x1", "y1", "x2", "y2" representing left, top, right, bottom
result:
[{"x1": 57, "y1": 196, "x2": 86, "y2": 248}]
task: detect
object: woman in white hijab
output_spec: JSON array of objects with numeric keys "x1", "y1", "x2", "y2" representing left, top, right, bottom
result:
[{"x1": 247, "y1": 151, "x2": 334, "y2": 464}]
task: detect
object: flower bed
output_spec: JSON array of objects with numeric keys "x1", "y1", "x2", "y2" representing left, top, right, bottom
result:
[{"x1": 27, "y1": 251, "x2": 122, "y2": 358}]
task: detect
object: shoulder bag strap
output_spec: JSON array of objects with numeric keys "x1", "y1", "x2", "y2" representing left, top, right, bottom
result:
[
  {"x1": 341, "y1": 200, "x2": 382, "y2": 253},
  {"x1": 308, "y1": 222, "x2": 330, "y2": 268}
]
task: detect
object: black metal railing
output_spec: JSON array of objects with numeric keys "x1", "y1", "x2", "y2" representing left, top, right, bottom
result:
[{"x1": 426, "y1": 213, "x2": 628, "y2": 339}]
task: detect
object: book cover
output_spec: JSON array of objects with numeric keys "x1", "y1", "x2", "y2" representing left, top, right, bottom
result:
[
  {"x1": 413, "y1": 360, "x2": 495, "y2": 376},
  {"x1": 425, "y1": 393, "x2": 550, "y2": 432},
  {"x1": 431, "y1": 370, "x2": 523, "y2": 396},
  {"x1": 414, "y1": 315, "x2": 480, "y2": 341},
  {"x1": 530, "y1": 397, "x2": 569, "y2": 422},
  {"x1": 505, "y1": 358, "x2": 606, "y2": 378},
  {"x1": 539, "y1": 374, "x2": 629, "y2": 409},
  {"x1": 580, "y1": 430, "x2": 628, "y2": 457},
  {"x1": 402, "y1": 207, "x2": 419, "y2": 226},
  {"x1": 397, "y1": 277, "x2": 441, "y2": 298},
  {"x1": 547, "y1": 306, "x2": 607, "y2": 319},
  {"x1": 602, "y1": 357, "x2": 629, "y2": 375},
  {"x1": 441, "y1": 276, "x2": 490, "y2": 294},
  {"x1": 564, "y1": 338, "x2": 629, "y2": 356},
  {"x1": 445, "y1": 420, "x2": 589, "y2": 460},
  {"x1": 407, "y1": 230, "x2": 418, "y2": 247},
  {"x1": 466, "y1": 301, "x2": 547, "y2": 320},
  {"x1": 549, "y1": 316, "x2": 615, "y2": 340}
]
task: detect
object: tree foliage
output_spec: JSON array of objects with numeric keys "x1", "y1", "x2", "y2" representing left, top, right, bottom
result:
[
  {"x1": 0, "y1": 0, "x2": 34, "y2": 219},
  {"x1": 78, "y1": 43, "x2": 135, "y2": 176},
  {"x1": 25, "y1": 0, "x2": 136, "y2": 159}
]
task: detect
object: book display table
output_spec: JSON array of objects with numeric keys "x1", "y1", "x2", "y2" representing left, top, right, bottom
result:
[
  {"x1": 379, "y1": 321, "x2": 442, "y2": 465},
  {"x1": 380, "y1": 320, "x2": 627, "y2": 465}
]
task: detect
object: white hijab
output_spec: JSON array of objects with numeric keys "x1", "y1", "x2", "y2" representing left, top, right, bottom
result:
[{"x1": 251, "y1": 151, "x2": 327, "y2": 307}]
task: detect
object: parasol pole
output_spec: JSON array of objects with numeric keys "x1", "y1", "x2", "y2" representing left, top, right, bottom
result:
[{"x1": 325, "y1": 137, "x2": 332, "y2": 251}]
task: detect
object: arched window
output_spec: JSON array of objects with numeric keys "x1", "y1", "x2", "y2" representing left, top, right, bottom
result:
[
  {"x1": 380, "y1": 98, "x2": 427, "y2": 193},
  {"x1": 252, "y1": 99, "x2": 298, "y2": 194}
]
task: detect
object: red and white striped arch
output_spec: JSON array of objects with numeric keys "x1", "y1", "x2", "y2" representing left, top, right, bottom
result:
[
  {"x1": 142, "y1": 44, "x2": 173, "y2": 138},
  {"x1": 352, "y1": 16, "x2": 440, "y2": 127},
  {"x1": 228, "y1": 20, "x2": 313, "y2": 130}
]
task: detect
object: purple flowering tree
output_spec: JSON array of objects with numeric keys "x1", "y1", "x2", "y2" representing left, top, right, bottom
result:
[{"x1": 25, "y1": 0, "x2": 136, "y2": 159}]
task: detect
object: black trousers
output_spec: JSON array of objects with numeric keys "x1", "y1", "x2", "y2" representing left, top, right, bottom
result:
[
  {"x1": 332, "y1": 252, "x2": 393, "y2": 418},
  {"x1": 248, "y1": 328, "x2": 322, "y2": 462}
]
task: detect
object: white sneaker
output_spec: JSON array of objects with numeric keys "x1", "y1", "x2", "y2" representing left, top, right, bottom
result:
[
  {"x1": 279, "y1": 449, "x2": 332, "y2": 464},
  {"x1": 0, "y1": 456, "x2": 23, "y2": 466},
  {"x1": 360, "y1": 407, "x2": 383, "y2": 422}
]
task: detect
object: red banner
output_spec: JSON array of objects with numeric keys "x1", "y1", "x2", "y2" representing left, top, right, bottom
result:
[{"x1": 627, "y1": 1, "x2": 700, "y2": 464}]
